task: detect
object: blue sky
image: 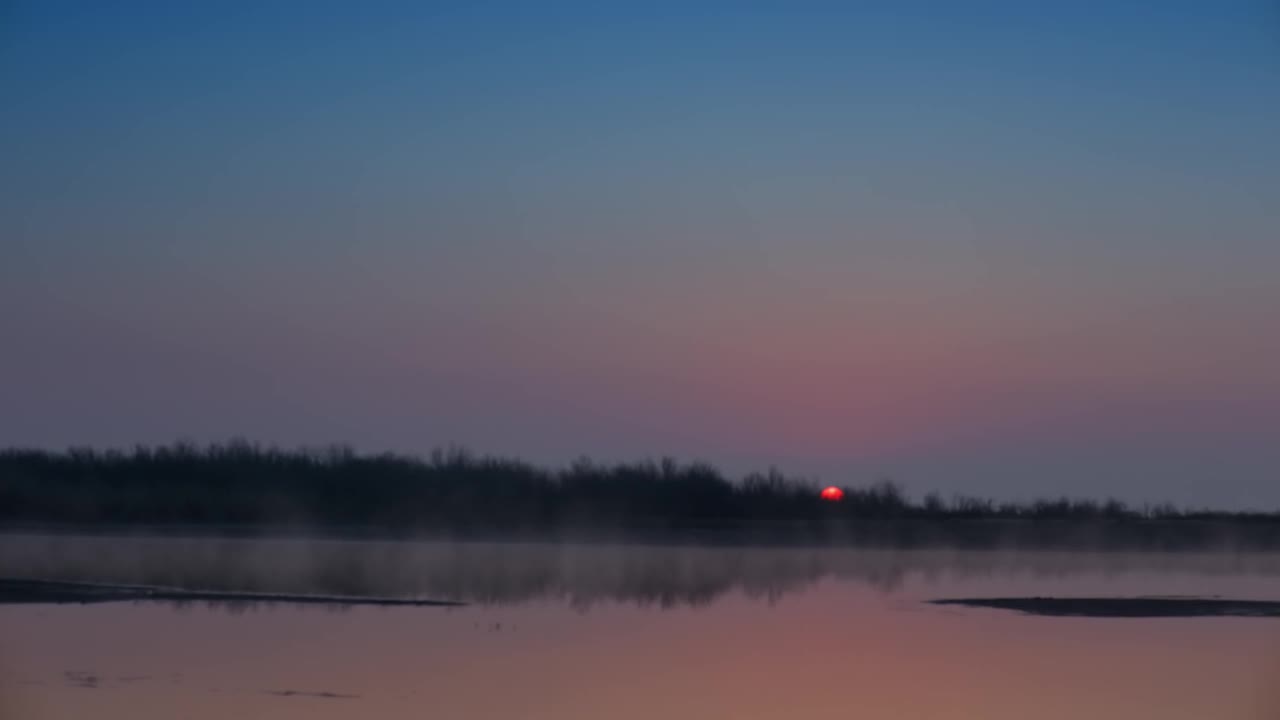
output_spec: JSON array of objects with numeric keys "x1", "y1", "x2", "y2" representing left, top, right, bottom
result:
[{"x1": 3, "y1": 1, "x2": 1278, "y2": 505}]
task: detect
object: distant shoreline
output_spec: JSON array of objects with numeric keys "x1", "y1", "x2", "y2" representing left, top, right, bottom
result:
[{"x1": 3, "y1": 443, "x2": 1278, "y2": 550}]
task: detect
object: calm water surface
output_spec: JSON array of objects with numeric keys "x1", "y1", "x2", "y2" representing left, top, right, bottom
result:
[{"x1": 1, "y1": 535, "x2": 1278, "y2": 719}]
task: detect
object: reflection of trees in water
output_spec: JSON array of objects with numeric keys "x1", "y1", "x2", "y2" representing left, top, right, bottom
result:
[{"x1": 3, "y1": 535, "x2": 1280, "y2": 610}]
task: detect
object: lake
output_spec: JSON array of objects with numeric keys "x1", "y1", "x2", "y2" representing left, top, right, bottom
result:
[{"x1": 2, "y1": 534, "x2": 1279, "y2": 719}]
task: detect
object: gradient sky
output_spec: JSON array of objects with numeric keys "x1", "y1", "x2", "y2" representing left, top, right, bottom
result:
[{"x1": 3, "y1": 1, "x2": 1278, "y2": 506}]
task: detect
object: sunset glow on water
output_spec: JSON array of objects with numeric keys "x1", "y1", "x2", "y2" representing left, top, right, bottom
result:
[{"x1": 3, "y1": 538, "x2": 1280, "y2": 719}]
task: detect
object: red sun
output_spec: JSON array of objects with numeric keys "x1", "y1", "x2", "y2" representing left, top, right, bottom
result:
[{"x1": 820, "y1": 486, "x2": 844, "y2": 502}]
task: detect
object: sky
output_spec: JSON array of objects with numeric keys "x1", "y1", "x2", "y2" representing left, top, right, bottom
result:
[{"x1": 2, "y1": 1, "x2": 1278, "y2": 507}]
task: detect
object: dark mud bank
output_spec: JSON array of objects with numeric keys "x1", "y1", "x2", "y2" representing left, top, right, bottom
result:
[
  {"x1": 0, "y1": 578, "x2": 463, "y2": 607},
  {"x1": 931, "y1": 596, "x2": 1280, "y2": 618}
]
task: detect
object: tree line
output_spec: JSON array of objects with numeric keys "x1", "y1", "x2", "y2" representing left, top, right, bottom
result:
[{"x1": 1, "y1": 442, "x2": 1276, "y2": 546}]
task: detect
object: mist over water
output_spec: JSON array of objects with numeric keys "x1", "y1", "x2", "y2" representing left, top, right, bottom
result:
[{"x1": 4, "y1": 534, "x2": 1280, "y2": 609}]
